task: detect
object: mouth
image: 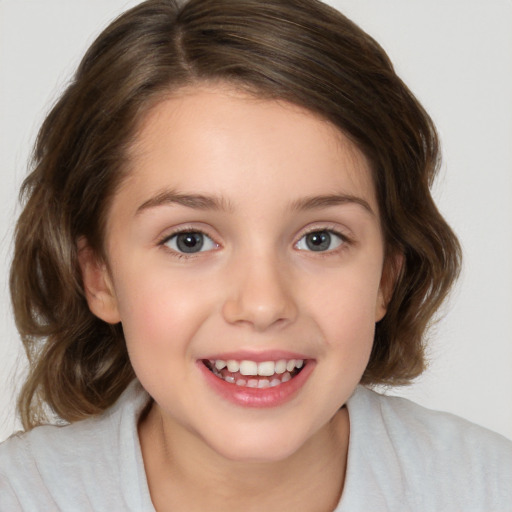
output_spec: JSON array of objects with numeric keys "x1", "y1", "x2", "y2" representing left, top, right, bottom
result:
[{"x1": 202, "y1": 358, "x2": 306, "y2": 388}]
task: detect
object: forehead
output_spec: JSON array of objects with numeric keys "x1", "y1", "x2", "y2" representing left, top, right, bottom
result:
[{"x1": 118, "y1": 85, "x2": 378, "y2": 216}]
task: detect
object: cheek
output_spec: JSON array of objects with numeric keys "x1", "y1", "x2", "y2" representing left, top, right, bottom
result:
[
  {"x1": 113, "y1": 267, "x2": 214, "y2": 356},
  {"x1": 114, "y1": 272, "x2": 217, "y2": 395},
  {"x1": 306, "y1": 268, "x2": 382, "y2": 338},
  {"x1": 301, "y1": 264, "x2": 381, "y2": 385}
]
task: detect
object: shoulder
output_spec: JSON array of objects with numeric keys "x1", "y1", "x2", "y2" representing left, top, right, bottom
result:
[
  {"x1": 350, "y1": 385, "x2": 512, "y2": 449},
  {"x1": 351, "y1": 386, "x2": 512, "y2": 461},
  {"x1": 0, "y1": 380, "x2": 153, "y2": 511},
  {"x1": 340, "y1": 386, "x2": 512, "y2": 512}
]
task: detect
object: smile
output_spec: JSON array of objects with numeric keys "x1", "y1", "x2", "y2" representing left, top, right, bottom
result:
[{"x1": 203, "y1": 359, "x2": 305, "y2": 388}]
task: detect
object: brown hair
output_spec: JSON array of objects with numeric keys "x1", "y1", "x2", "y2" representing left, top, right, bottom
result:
[{"x1": 11, "y1": 0, "x2": 461, "y2": 429}]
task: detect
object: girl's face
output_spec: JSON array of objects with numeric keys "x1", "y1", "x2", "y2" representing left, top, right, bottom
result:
[{"x1": 84, "y1": 85, "x2": 388, "y2": 462}]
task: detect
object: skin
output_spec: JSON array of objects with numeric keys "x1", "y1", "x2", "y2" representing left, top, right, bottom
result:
[{"x1": 80, "y1": 85, "x2": 392, "y2": 511}]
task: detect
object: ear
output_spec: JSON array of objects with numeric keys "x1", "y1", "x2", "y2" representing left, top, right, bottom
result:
[
  {"x1": 375, "y1": 250, "x2": 404, "y2": 322},
  {"x1": 77, "y1": 237, "x2": 121, "y2": 324}
]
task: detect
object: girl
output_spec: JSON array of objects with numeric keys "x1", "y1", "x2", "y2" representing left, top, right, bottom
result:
[{"x1": 1, "y1": 0, "x2": 511, "y2": 510}]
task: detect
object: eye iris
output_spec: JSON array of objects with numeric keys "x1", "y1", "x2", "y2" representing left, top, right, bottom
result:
[
  {"x1": 305, "y1": 231, "x2": 331, "y2": 251},
  {"x1": 176, "y1": 233, "x2": 204, "y2": 253}
]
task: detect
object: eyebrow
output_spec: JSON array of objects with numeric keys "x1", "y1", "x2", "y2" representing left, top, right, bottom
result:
[
  {"x1": 136, "y1": 190, "x2": 374, "y2": 216},
  {"x1": 290, "y1": 194, "x2": 375, "y2": 216},
  {"x1": 136, "y1": 190, "x2": 233, "y2": 214}
]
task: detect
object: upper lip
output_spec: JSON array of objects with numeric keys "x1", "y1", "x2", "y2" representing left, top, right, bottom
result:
[{"x1": 201, "y1": 350, "x2": 312, "y2": 363}]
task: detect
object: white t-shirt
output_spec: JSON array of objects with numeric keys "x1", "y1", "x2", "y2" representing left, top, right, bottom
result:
[{"x1": 1, "y1": 381, "x2": 511, "y2": 511}]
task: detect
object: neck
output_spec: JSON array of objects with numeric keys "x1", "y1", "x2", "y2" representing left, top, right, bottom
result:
[{"x1": 139, "y1": 404, "x2": 349, "y2": 512}]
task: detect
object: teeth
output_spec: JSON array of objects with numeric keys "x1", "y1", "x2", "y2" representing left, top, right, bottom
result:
[
  {"x1": 275, "y1": 360, "x2": 287, "y2": 374},
  {"x1": 258, "y1": 361, "x2": 275, "y2": 376},
  {"x1": 208, "y1": 358, "x2": 305, "y2": 387},
  {"x1": 227, "y1": 360, "x2": 239, "y2": 372},
  {"x1": 213, "y1": 359, "x2": 303, "y2": 376},
  {"x1": 239, "y1": 360, "x2": 258, "y2": 376}
]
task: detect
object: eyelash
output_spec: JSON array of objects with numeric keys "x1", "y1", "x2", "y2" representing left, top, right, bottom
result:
[
  {"x1": 157, "y1": 226, "x2": 352, "y2": 259},
  {"x1": 158, "y1": 227, "x2": 219, "y2": 259},
  {"x1": 295, "y1": 227, "x2": 352, "y2": 255}
]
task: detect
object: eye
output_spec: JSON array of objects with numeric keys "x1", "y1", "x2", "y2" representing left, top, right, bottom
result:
[
  {"x1": 295, "y1": 230, "x2": 345, "y2": 252},
  {"x1": 164, "y1": 231, "x2": 218, "y2": 254}
]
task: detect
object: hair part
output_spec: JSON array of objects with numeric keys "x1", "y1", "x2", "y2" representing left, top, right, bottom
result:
[{"x1": 11, "y1": 0, "x2": 461, "y2": 429}]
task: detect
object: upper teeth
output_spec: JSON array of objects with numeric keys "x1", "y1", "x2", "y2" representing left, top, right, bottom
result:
[{"x1": 214, "y1": 359, "x2": 304, "y2": 376}]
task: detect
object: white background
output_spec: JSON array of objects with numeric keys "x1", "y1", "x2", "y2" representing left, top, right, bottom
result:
[{"x1": 0, "y1": 0, "x2": 511, "y2": 442}]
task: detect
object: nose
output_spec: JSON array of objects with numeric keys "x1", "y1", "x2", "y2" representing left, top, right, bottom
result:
[{"x1": 221, "y1": 252, "x2": 298, "y2": 331}]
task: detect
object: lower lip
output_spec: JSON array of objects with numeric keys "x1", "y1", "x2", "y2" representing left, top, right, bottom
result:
[{"x1": 197, "y1": 360, "x2": 315, "y2": 408}]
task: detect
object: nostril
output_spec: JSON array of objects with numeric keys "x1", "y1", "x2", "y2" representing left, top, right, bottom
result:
[{"x1": 221, "y1": 297, "x2": 297, "y2": 331}]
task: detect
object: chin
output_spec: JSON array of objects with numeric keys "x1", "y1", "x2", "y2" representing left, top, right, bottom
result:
[{"x1": 203, "y1": 423, "x2": 313, "y2": 464}]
